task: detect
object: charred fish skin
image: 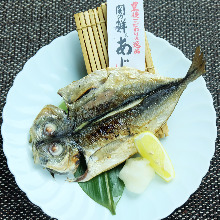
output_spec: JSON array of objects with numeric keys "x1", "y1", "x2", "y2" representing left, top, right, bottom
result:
[{"x1": 30, "y1": 47, "x2": 205, "y2": 182}]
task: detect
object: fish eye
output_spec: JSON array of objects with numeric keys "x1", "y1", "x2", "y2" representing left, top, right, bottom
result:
[
  {"x1": 44, "y1": 123, "x2": 56, "y2": 135},
  {"x1": 48, "y1": 144, "x2": 63, "y2": 156}
]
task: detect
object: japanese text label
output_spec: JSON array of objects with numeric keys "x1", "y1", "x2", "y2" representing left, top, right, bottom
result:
[{"x1": 107, "y1": 0, "x2": 145, "y2": 70}]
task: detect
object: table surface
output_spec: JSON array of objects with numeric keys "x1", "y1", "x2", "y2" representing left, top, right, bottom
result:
[{"x1": 0, "y1": 0, "x2": 219, "y2": 219}]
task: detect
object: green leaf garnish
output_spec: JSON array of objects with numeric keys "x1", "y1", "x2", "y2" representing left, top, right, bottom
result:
[
  {"x1": 76, "y1": 162, "x2": 124, "y2": 215},
  {"x1": 59, "y1": 101, "x2": 68, "y2": 113}
]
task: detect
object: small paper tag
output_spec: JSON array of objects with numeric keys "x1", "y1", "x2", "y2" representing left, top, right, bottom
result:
[{"x1": 107, "y1": 0, "x2": 145, "y2": 71}]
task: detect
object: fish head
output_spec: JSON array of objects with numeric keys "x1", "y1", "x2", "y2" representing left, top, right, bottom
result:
[
  {"x1": 29, "y1": 104, "x2": 73, "y2": 143},
  {"x1": 30, "y1": 105, "x2": 80, "y2": 175},
  {"x1": 32, "y1": 138, "x2": 80, "y2": 174}
]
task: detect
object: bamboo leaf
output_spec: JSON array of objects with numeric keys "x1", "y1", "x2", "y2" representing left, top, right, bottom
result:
[
  {"x1": 59, "y1": 101, "x2": 68, "y2": 113},
  {"x1": 76, "y1": 163, "x2": 124, "y2": 215}
]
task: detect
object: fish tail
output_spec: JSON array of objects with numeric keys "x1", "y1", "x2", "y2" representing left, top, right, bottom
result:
[{"x1": 184, "y1": 46, "x2": 206, "y2": 84}]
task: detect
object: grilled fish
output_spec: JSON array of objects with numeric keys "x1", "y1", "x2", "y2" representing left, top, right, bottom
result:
[{"x1": 30, "y1": 47, "x2": 205, "y2": 182}]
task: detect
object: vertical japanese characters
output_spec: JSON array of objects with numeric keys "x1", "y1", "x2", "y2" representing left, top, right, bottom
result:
[
  {"x1": 131, "y1": 2, "x2": 141, "y2": 54},
  {"x1": 115, "y1": 5, "x2": 132, "y2": 67}
]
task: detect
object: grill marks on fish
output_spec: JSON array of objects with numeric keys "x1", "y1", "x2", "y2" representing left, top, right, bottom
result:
[
  {"x1": 77, "y1": 81, "x2": 179, "y2": 139},
  {"x1": 73, "y1": 97, "x2": 144, "y2": 133},
  {"x1": 96, "y1": 99, "x2": 144, "y2": 123},
  {"x1": 73, "y1": 78, "x2": 182, "y2": 136}
]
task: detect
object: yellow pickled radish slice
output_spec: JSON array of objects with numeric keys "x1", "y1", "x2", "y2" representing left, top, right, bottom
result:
[{"x1": 134, "y1": 131, "x2": 175, "y2": 182}]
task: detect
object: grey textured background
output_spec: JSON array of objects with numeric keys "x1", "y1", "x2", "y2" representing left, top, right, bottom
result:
[{"x1": 0, "y1": 0, "x2": 219, "y2": 219}]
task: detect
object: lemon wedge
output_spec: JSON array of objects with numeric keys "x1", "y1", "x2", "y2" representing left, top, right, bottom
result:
[{"x1": 134, "y1": 131, "x2": 175, "y2": 182}]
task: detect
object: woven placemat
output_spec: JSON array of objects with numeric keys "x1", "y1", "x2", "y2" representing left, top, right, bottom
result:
[{"x1": 0, "y1": 0, "x2": 219, "y2": 219}]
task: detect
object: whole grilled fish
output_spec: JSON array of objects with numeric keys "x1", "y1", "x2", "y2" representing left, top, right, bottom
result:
[{"x1": 30, "y1": 47, "x2": 205, "y2": 182}]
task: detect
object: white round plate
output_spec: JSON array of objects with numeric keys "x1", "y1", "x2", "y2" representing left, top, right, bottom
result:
[{"x1": 2, "y1": 31, "x2": 217, "y2": 220}]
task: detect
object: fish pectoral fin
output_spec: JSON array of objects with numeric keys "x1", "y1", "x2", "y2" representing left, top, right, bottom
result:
[
  {"x1": 77, "y1": 136, "x2": 137, "y2": 182},
  {"x1": 58, "y1": 69, "x2": 109, "y2": 105}
]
